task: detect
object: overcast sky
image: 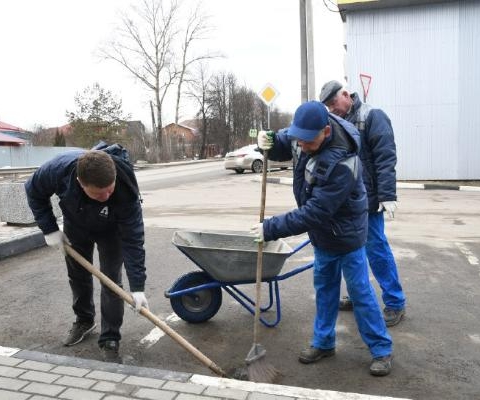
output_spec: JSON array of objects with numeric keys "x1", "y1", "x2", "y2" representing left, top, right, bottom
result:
[{"x1": 0, "y1": 0, "x2": 345, "y2": 131}]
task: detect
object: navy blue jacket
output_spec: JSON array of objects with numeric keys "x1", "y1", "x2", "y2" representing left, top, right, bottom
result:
[
  {"x1": 24, "y1": 150, "x2": 146, "y2": 291},
  {"x1": 345, "y1": 93, "x2": 397, "y2": 213},
  {"x1": 263, "y1": 114, "x2": 368, "y2": 254}
]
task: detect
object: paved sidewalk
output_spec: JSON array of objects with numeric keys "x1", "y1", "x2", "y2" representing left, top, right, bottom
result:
[{"x1": 0, "y1": 346, "x2": 408, "y2": 400}]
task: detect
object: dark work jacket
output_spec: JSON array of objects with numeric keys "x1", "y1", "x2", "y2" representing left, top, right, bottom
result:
[
  {"x1": 24, "y1": 150, "x2": 146, "y2": 291},
  {"x1": 345, "y1": 93, "x2": 397, "y2": 212},
  {"x1": 263, "y1": 114, "x2": 368, "y2": 254}
]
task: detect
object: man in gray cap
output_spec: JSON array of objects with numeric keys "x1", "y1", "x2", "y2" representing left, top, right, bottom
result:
[{"x1": 319, "y1": 80, "x2": 406, "y2": 327}]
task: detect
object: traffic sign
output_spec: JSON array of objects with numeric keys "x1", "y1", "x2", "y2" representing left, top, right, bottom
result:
[
  {"x1": 249, "y1": 129, "x2": 258, "y2": 138},
  {"x1": 258, "y1": 83, "x2": 279, "y2": 106}
]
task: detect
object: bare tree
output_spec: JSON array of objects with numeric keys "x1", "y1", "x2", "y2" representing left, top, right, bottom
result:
[
  {"x1": 207, "y1": 72, "x2": 237, "y2": 153},
  {"x1": 98, "y1": 0, "x2": 180, "y2": 161},
  {"x1": 174, "y1": 1, "x2": 220, "y2": 124},
  {"x1": 188, "y1": 63, "x2": 212, "y2": 159}
]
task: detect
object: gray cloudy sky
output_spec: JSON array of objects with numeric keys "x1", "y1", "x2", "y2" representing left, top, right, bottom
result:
[{"x1": 0, "y1": 0, "x2": 344, "y2": 131}]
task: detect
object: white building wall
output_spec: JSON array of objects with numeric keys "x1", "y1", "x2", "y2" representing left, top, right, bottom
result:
[
  {"x1": 458, "y1": 2, "x2": 480, "y2": 179},
  {"x1": 345, "y1": 1, "x2": 479, "y2": 180}
]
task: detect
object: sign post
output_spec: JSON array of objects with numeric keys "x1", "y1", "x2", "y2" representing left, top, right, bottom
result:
[{"x1": 257, "y1": 83, "x2": 279, "y2": 129}]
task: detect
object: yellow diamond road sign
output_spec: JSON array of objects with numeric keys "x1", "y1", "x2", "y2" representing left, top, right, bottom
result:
[{"x1": 258, "y1": 83, "x2": 279, "y2": 106}]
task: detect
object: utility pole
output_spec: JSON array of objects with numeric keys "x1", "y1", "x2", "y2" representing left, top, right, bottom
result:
[{"x1": 299, "y1": 0, "x2": 316, "y2": 103}]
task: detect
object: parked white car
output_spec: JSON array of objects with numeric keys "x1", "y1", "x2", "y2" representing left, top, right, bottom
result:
[{"x1": 224, "y1": 144, "x2": 291, "y2": 174}]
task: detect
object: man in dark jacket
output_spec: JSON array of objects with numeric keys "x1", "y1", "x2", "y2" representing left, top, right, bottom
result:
[
  {"x1": 252, "y1": 101, "x2": 393, "y2": 376},
  {"x1": 319, "y1": 80, "x2": 406, "y2": 327},
  {"x1": 25, "y1": 145, "x2": 148, "y2": 362}
]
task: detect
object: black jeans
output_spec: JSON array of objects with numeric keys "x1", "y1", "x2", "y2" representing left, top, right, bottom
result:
[{"x1": 64, "y1": 224, "x2": 124, "y2": 344}]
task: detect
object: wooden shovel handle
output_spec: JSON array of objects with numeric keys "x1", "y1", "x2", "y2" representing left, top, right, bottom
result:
[{"x1": 64, "y1": 244, "x2": 227, "y2": 377}]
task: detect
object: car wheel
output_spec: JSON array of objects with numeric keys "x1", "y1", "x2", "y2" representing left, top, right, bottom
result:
[
  {"x1": 235, "y1": 168, "x2": 245, "y2": 174},
  {"x1": 251, "y1": 159, "x2": 263, "y2": 173}
]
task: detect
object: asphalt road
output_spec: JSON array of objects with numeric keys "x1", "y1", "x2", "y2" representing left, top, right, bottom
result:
[{"x1": 1, "y1": 164, "x2": 480, "y2": 399}]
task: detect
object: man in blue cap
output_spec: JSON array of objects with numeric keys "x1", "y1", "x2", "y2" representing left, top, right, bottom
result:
[
  {"x1": 319, "y1": 80, "x2": 406, "y2": 327},
  {"x1": 252, "y1": 101, "x2": 393, "y2": 376}
]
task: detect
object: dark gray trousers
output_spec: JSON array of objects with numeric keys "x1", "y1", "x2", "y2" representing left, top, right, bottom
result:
[{"x1": 64, "y1": 224, "x2": 124, "y2": 344}]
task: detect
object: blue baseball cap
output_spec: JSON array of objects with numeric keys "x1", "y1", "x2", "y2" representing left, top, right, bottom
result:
[{"x1": 287, "y1": 101, "x2": 329, "y2": 141}]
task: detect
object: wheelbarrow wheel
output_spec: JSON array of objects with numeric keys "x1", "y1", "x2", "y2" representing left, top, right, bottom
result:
[{"x1": 170, "y1": 271, "x2": 222, "y2": 323}]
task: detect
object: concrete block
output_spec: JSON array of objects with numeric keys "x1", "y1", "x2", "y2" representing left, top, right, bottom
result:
[
  {"x1": 162, "y1": 381, "x2": 205, "y2": 394},
  {"x1": 21, "y1": 382, "x2": 66, "y2": 397},
  {"x1": 132, "y1": 387, "x2": 177, "y2": 400},
  {"x1": 0, "y1": 388, "x2": 30, "y2": 399},
  {"x1": 203, "y1": 386, "x2": 249, "y2": 400},
  {"x1": 55, "y1": 375, "x2": 97, "y2": 389},
  {"x1": 59, "y1": 387, "x2": 104, "y2": 400},
  {"x1": 19, "y1": 370, "x2": 60, "y2": 384},
  {"x1": 85, "y1": 370, "x2": 126, "y2": 382},
  {"x1": 0, "y1": 182, "x2": 61, "y2": 225},
  {"x1": 0, "y1": 365, "x2": 26, "y2": 378},
  {"x1": 0, "y1": 376, "x2": 29, "y2": 391},
  {"x1": 123, "y1": 375, "x2": 164, "y2": 388}
]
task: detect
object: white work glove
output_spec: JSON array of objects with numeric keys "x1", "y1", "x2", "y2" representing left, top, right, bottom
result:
[
  {"x1": 257, "y1": 130, "x2": 275, "y2": 150},
  {"x1": 250, "y1": 223, "x2": 264, "y2": 243},
  {"x1": 131, "y1": 292, "x2": 149, "y2": 312},
  {"x1": 44, "y1": 230, "x2": 68, "y2": 255},
  {"x1": 378, "y1": 201, "x2": 397, "y2": 219}
]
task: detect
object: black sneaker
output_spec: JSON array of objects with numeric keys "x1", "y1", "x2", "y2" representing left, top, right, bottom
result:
[
  {"x1": 339, "y1": 296, "x2": 353, "y2": 311},
  {"x1": 299, "y1": 346, "x2": 335, "y2": 364},
  {"x1": 63, "y1": 322, "x2": 96, "y2": 346},
  {"x1": 370, "y1": 354, "x2": 393, "y2": 376},
  {"x1": 384, "y1": 308, "x2": 405, "y2": 327},
  {"x1": 99, "y1": 340, "x2": 122, "y2": 363}
]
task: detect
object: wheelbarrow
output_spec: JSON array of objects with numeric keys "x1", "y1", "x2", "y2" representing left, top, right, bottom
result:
[{"x1": 165, "y1": 230, "x2": 313, "y2": 327}]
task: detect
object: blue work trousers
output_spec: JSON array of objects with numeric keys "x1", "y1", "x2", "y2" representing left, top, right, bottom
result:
[
  {"x1": 366, "y1": 212, "x2": 405, "y2": 310},
  {"x1": 312, "y1": 246, "x2": 392, "y2": 359}
]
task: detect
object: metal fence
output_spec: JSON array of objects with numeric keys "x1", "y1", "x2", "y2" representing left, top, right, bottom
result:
[{"x1": 0, "y1": 145, "x2": 81, "y2": 169}]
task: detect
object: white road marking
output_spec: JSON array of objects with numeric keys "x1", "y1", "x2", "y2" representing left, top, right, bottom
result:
[
  {"x1": 455, "y1": 242, "x2": 479, "y2": 265},
  {"x1": 139, "y1": 313, "x2": 181, "y2": 348}
]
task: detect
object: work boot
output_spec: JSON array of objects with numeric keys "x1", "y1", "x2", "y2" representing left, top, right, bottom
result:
[
  {"x1": 298, "y1": 346, "x2": 335, "y2": 364},
  {"x1": 369, "y1": 354, "x2": 393, "y2": 376},
  {"x1": 63, "y1": 321, "x2": 96, "y2": 346},
  {"x1": 99, "y1": 340, "x2": 122, "y2": 363},
  {"x1": 383, "y1": 308, "x2": 405, "y2": 327},
  {"x1": 339, "y1": 296, "x2": 353, "y2": 311}
]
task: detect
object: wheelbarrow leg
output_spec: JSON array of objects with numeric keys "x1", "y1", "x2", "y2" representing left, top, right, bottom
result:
[{"x1": 223, "y1": 281, "x2": 282, "y2": 328}]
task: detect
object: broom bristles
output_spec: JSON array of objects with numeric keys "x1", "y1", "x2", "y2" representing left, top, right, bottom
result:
[
  {"x1": 246, "y1": 343, "x2": 279, "y2": 383},
  {"x1": 247, "y1": 356, "x2": 280, "y2": 383}
]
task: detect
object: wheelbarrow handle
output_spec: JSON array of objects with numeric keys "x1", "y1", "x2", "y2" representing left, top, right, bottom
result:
[
  {"x1": 63, "y1": 243, "x2": 227, "y2": 378},
  {"x1": 289, "y1": 239, "x2": 312, "y2": 255}
]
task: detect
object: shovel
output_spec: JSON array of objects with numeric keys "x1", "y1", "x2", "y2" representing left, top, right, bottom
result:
[{"x1": 64, "y1": 243, "x2": 227, "y2": 378}]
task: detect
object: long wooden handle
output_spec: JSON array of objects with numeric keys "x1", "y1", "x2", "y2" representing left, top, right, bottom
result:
[
  {"x1": 253, "y1": 150, "x2": 268, "y2": 344},
  {"x1": 64, "y1": 244, "x2": 227, "y2": 377}
]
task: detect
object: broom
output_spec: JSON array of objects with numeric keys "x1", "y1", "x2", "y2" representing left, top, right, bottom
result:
[{"x1": 245, "y1": 149, "x2": 279, "y2": 383}]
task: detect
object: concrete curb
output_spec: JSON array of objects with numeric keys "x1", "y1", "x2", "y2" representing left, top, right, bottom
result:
[
  {"x1": 1, "y1": 346, "x2": 411, "y2": 400},
  {"x1": 0, "y1": 230, "x2": 44, "y2": 260}
]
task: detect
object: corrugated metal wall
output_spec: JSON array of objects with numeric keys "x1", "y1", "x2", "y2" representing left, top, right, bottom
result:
[
  {"x1": 0, "y1": 146, "x2": 80, "y2": 168},
  {"x1": 345, "y1": 1, "x2": 479, "y2": 180}
]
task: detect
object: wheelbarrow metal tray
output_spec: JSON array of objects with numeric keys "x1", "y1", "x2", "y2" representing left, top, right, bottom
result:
[{"x1": 172, "y1": 230, "x2": 293, "y2": 282}]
